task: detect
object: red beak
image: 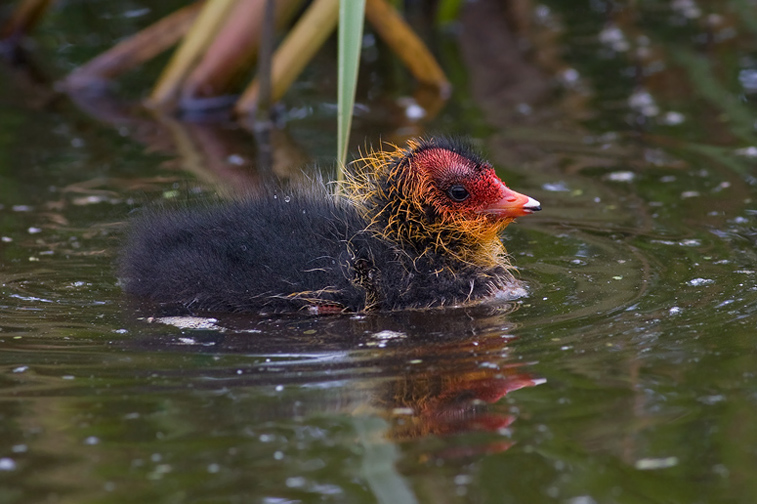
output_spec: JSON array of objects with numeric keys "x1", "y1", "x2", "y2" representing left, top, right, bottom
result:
[{"x1": 479, "y1": 183, "x2": 541, "y2": 218}]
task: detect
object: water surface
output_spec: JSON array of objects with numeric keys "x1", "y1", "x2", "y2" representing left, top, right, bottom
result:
[{"x1": 2, "y1": 1, "x2": 757, "y2": 503}]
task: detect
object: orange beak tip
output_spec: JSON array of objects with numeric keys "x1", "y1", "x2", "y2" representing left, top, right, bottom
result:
[{"x1": 479, "y1": 190, "x2": 542, "y2": 218}]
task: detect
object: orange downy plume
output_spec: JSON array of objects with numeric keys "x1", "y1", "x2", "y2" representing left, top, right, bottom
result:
[{"x1": 343, "y1": 138, "x2": 538, "y2": 269}]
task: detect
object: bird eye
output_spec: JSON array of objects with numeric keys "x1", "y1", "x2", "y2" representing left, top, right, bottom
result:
[{"x1": 447, "y1": 184, "x2": 470, "y2": 202}]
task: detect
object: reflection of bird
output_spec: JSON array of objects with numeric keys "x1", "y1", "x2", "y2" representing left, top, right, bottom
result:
[{"x1": 119, "y1": 137, "x2": 541, "y2": 314}]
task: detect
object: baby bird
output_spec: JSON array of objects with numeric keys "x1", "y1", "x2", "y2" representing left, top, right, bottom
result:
[{"x1": 119, "y1": 137, "x2": 541, "y2": 314}]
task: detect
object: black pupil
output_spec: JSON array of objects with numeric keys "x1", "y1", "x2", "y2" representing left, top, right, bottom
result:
[{"x1": 447, "y1": 185, "x2": 470, "y2": 202}]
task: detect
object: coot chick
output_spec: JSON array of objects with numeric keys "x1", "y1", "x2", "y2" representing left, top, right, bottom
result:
[{"x1": 119, "y1": 137, "x2": 541, "y2": 314}]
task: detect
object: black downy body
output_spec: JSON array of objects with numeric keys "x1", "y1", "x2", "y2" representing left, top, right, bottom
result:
[
  {"x1": 119, "y1": 138, "x2": 534, "y2": 314},
  {"x1": 119, "y1": 186, "x2": 514, "y2": 314}
]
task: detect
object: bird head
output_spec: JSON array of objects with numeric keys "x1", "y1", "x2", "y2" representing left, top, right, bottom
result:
[
  {"x1": 404, "y1": 141, "x2": 541, "y2": 225},
  {"x1": 346, "y1": 138, "x2": 540, "y2": 266}
]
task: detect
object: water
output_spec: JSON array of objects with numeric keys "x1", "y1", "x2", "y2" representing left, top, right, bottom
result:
[{"x1": 2, "y1": 1, "x2": 757, "y2": 503}]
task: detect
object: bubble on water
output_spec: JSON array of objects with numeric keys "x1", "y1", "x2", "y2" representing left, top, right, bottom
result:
[
  {"x1": 628, "y1": 90, "x2": 659, "y2": 116},
  {"x1": 372, "y1": 330, "x2": 406, "y2": 340},
  {"x1": 152, "y1": 316, "x2": 221, "y2": 331},
  {"x1": 599, "y1": 25, "x2": 629, "y2": 51},
  {"x1": 606, "y1": 171, "x2": 635, "y2": 182},
  {"x1": 0, "y1": 458, "x2": 16, "y2": 471},
  {"x1": 672, "y1": 0, "x2": 701, "y2": 18},
  {"x1": 566, "y1": 497, "x2": 597, "y2": 504},
  {"x1": 687, "y1": 278, "x2": 714, "y2": 286},
  {"x1": 735, "y1": 146, "x2": 757, "y2": 157},
  {"x1": 661, "y1": 111, "x2": 685, "y2": 125},
  {"x1": 227, "y1": 154, "x2": 245, "y2": 165},
  {"x1": 699, "y1": 394, "x2": 725, "y2": 404},
  {"x1": 560, "y1": 68, "x2": 581, "y2": 87},
  {"x1": 403, "y1": 101, "x2": 426, "y2": 120},
  {"x1": 635, "y1": 456, "x2": 679, "y2": 470},
  {"x1": 542, "y1": 181, "x2": 570, "y2": 192},
  {"x1": 516, "y1": 103, "x2": 532, "y2": 115},
  {"x1": 286, "y1": 476, "x2": 306, "y2": 488},
  {"x1": 454, "y1": 474, "x2": 473, "y2": 485}
]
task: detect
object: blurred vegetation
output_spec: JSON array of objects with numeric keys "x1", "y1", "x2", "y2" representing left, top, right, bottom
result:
[
  {"x1": 1, "y1": 0, "x2": 451, "y2": 167},
  {"x1": 1, "y1": 0, "x2": 756, "y2": 184}
]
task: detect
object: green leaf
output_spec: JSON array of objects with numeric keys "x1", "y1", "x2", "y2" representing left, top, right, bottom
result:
[{"x1": 337, "y1": 0, "x2": 366, "y2": 174}]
